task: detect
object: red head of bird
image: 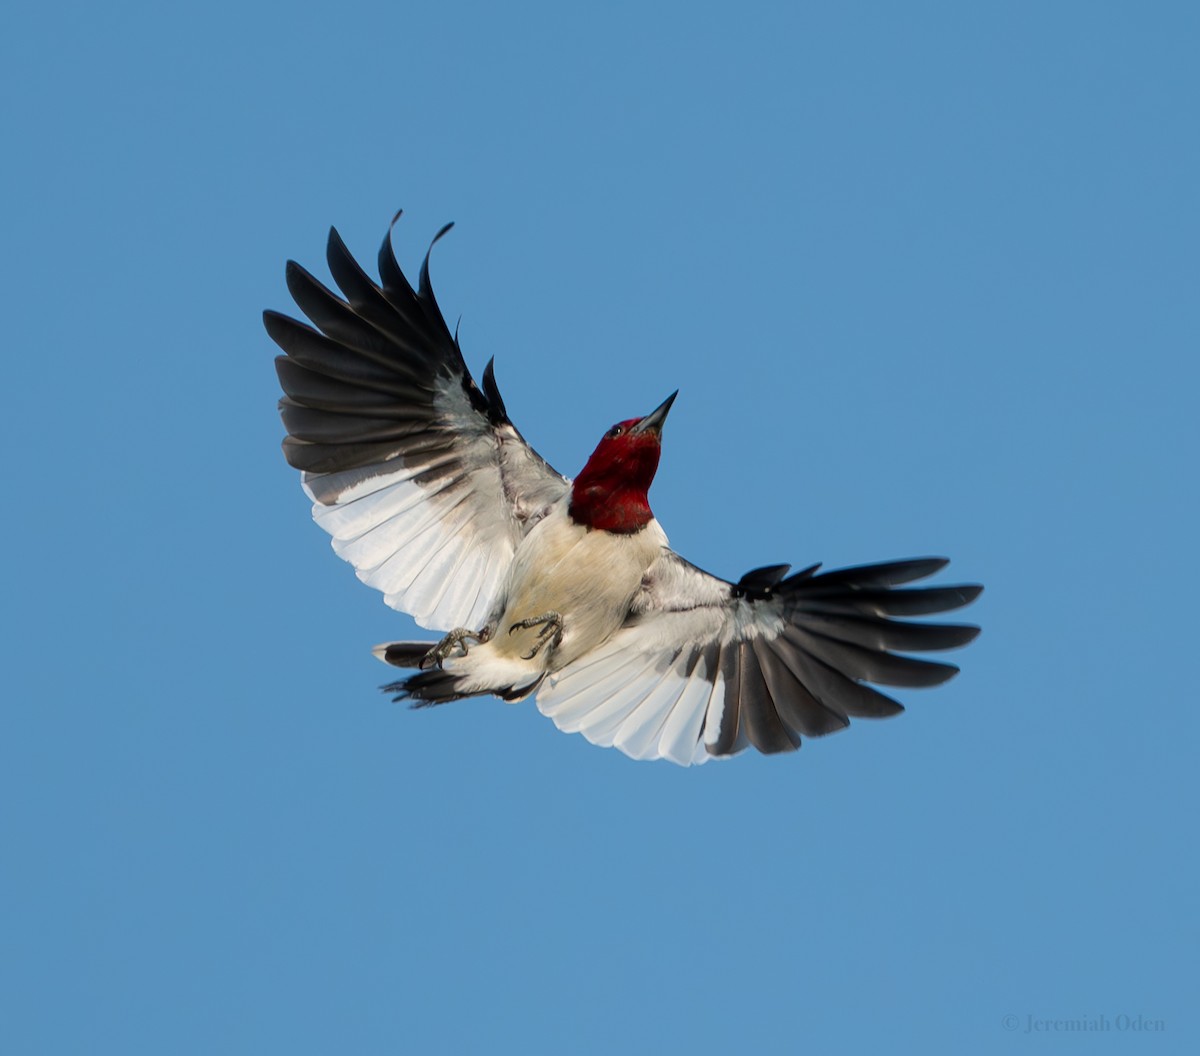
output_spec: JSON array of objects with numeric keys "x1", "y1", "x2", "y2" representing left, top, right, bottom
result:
[{"x1": 569, "y1": 391, "x2": 678, "y2": 534}]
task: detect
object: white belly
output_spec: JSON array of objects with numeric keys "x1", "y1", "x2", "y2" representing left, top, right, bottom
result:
[{"x1": 495, "y1": 504, "x2": 668, "y2": 670}]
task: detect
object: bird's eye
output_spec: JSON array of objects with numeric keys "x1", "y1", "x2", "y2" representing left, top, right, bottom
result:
[{"x1": 606, "y1": 425, "x2": 624, "y2": 439}]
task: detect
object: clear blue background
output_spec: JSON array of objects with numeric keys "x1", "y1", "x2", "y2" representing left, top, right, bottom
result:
[{"x1": 3, "y1": 1, "x2": 1196, "y2": 1053}]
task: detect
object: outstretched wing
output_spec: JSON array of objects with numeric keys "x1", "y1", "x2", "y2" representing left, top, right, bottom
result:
[
  {"x1": 536, "y1": 554, "x2": 982, "y2": 766},
  {"x1": 265, "y1": 216, "x2": 568, "y2": 631}
]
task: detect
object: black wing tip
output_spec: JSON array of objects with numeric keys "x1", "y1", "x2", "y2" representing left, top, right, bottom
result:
[
  {"x1": 886, "y1": 654, "x2": 962, "y2": 687},
  {"x1": 705, "y1": 738, "x2": 803, "y2": 759},
  {"x1": 781, "y1": 562, "x2": 822, "y2": 586},
  {"x1": 283, "y1": 258, "x2": 327, "y2": 304},
  {"x1": 418, "y1": 221, "x2": 455, "y2": 297},
  {"x1": 481, "y1": 357, "x2": 510, "y2": 425},
  {"x1": 733, "y1": 563, "x2": 792, "y2": 600},
  {"x1": 956, "y1": 623, "x2": 982, "y2": 646},
  {"x1": 792, "y1": 556, "x2": 982, "y2": 597},
  {"x1": 915, "y1": 556, "x2": 950, "y2": 572},
  {"x1": 893, "y1": 556, "x2": 950, "y2": 581},
  {"x1": 262, "y1": 308, "x2": 299, "y2": 343},
  {"x1": 325, "y1": 224, "x2": 385, "y2": 284},
  {"x1": 852, "y1": 556, "x2": 951, "y2": 581},
  {"x1": 920, "y1": 657, "x2": 960, "y2": 684},
  {"x1": 382, "y1": 211, "x2": 454, "y2": 245}
]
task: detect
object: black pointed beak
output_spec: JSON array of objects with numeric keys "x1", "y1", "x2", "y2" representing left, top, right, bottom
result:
[{"x1": 631, "y1": 390, "x2": 678, "y2": 436}]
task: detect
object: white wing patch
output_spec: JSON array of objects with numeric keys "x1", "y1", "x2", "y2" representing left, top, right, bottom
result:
[
  {"x1": 537, "y1": 605, "x2": 746, "y2": 766},
  {"x1": 307, "y1": 459, "x2": 516, "y2": 631},
  {"x1": 294, "y1": 356, "x2": 551, "y2": 633}
]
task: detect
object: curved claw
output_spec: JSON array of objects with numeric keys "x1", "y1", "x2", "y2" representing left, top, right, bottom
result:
[
  {"x1": 421, "y1": 627, "x2": 489, "y2": 669},
  {"x1": 509, "y1": 612, "x2": 563, "y2": 660}
]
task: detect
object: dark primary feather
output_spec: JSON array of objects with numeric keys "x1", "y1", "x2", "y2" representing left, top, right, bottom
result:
[
  {"x1": 728, "y1": 558, "x2": 979, "y2": 753},
  {"x1": 265, "y1": 217, "x2": 570, "y2": 632},
  {"x1": 589, "y1": 554, "x2": 982, "y2": 759},
  {"x1": 481, "y1": 358, "x2": 510, "y2": 425},
  {"x1": 270, "y1": 223, "x2": 477, "y2": 478},
  {"x1": 267, "y1": 215, "x2": 562, "y2": 493},
  {"x1": 733, "y1": 564, "x2": 792, "y2": 599},
  {"x1": 737, "y1": 640, "x2": 802, "y2": 753}
]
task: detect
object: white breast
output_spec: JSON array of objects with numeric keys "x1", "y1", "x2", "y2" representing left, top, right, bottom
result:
[{"x1": 497, "y1": 503, "x2": 668, "y2": 669}]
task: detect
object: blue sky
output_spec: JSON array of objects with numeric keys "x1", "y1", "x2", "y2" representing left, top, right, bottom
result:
[{"x1": 3, "y1": 1, "x2": 1197, "y2": 1052}]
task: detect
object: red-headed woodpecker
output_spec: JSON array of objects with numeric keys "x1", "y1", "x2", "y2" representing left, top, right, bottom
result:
[{"x1": 265, "y1": 215, "x2": 982, "y2": 765}]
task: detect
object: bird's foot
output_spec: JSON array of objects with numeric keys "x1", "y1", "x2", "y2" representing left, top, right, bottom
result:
[
  {"x1": 508, "y1": 611, "x2": 564, "y2": 661},
  {"x1": 420, "y1": 626, "x2": 491, "y2": 669}
]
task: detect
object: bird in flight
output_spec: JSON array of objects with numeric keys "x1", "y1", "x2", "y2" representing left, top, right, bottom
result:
[{"x1": 265, "y1": 214, "x2": 981, "y2": 766}]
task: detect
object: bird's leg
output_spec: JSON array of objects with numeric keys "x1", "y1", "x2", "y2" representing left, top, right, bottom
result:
[
  {"x1": 420, "y1": 626, "x2": 492, "y2": 670},
  {"x1": 508, "y1": 611, "x2": 564, "y2": 661}
]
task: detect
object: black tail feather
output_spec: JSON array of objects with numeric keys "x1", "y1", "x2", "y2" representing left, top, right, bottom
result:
[
  {"x1": 380, "y1": 654, "x2": 546, "y2": 707},
  {"x1": 375, "y1": 640, "x2": 473, "y2": 707},
  {"x1": 384, "y1": 667, "x2": 472, "y2": 707},
  {"x1": 374, "y1": 641, "x2": 434, "y2": 668}
]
